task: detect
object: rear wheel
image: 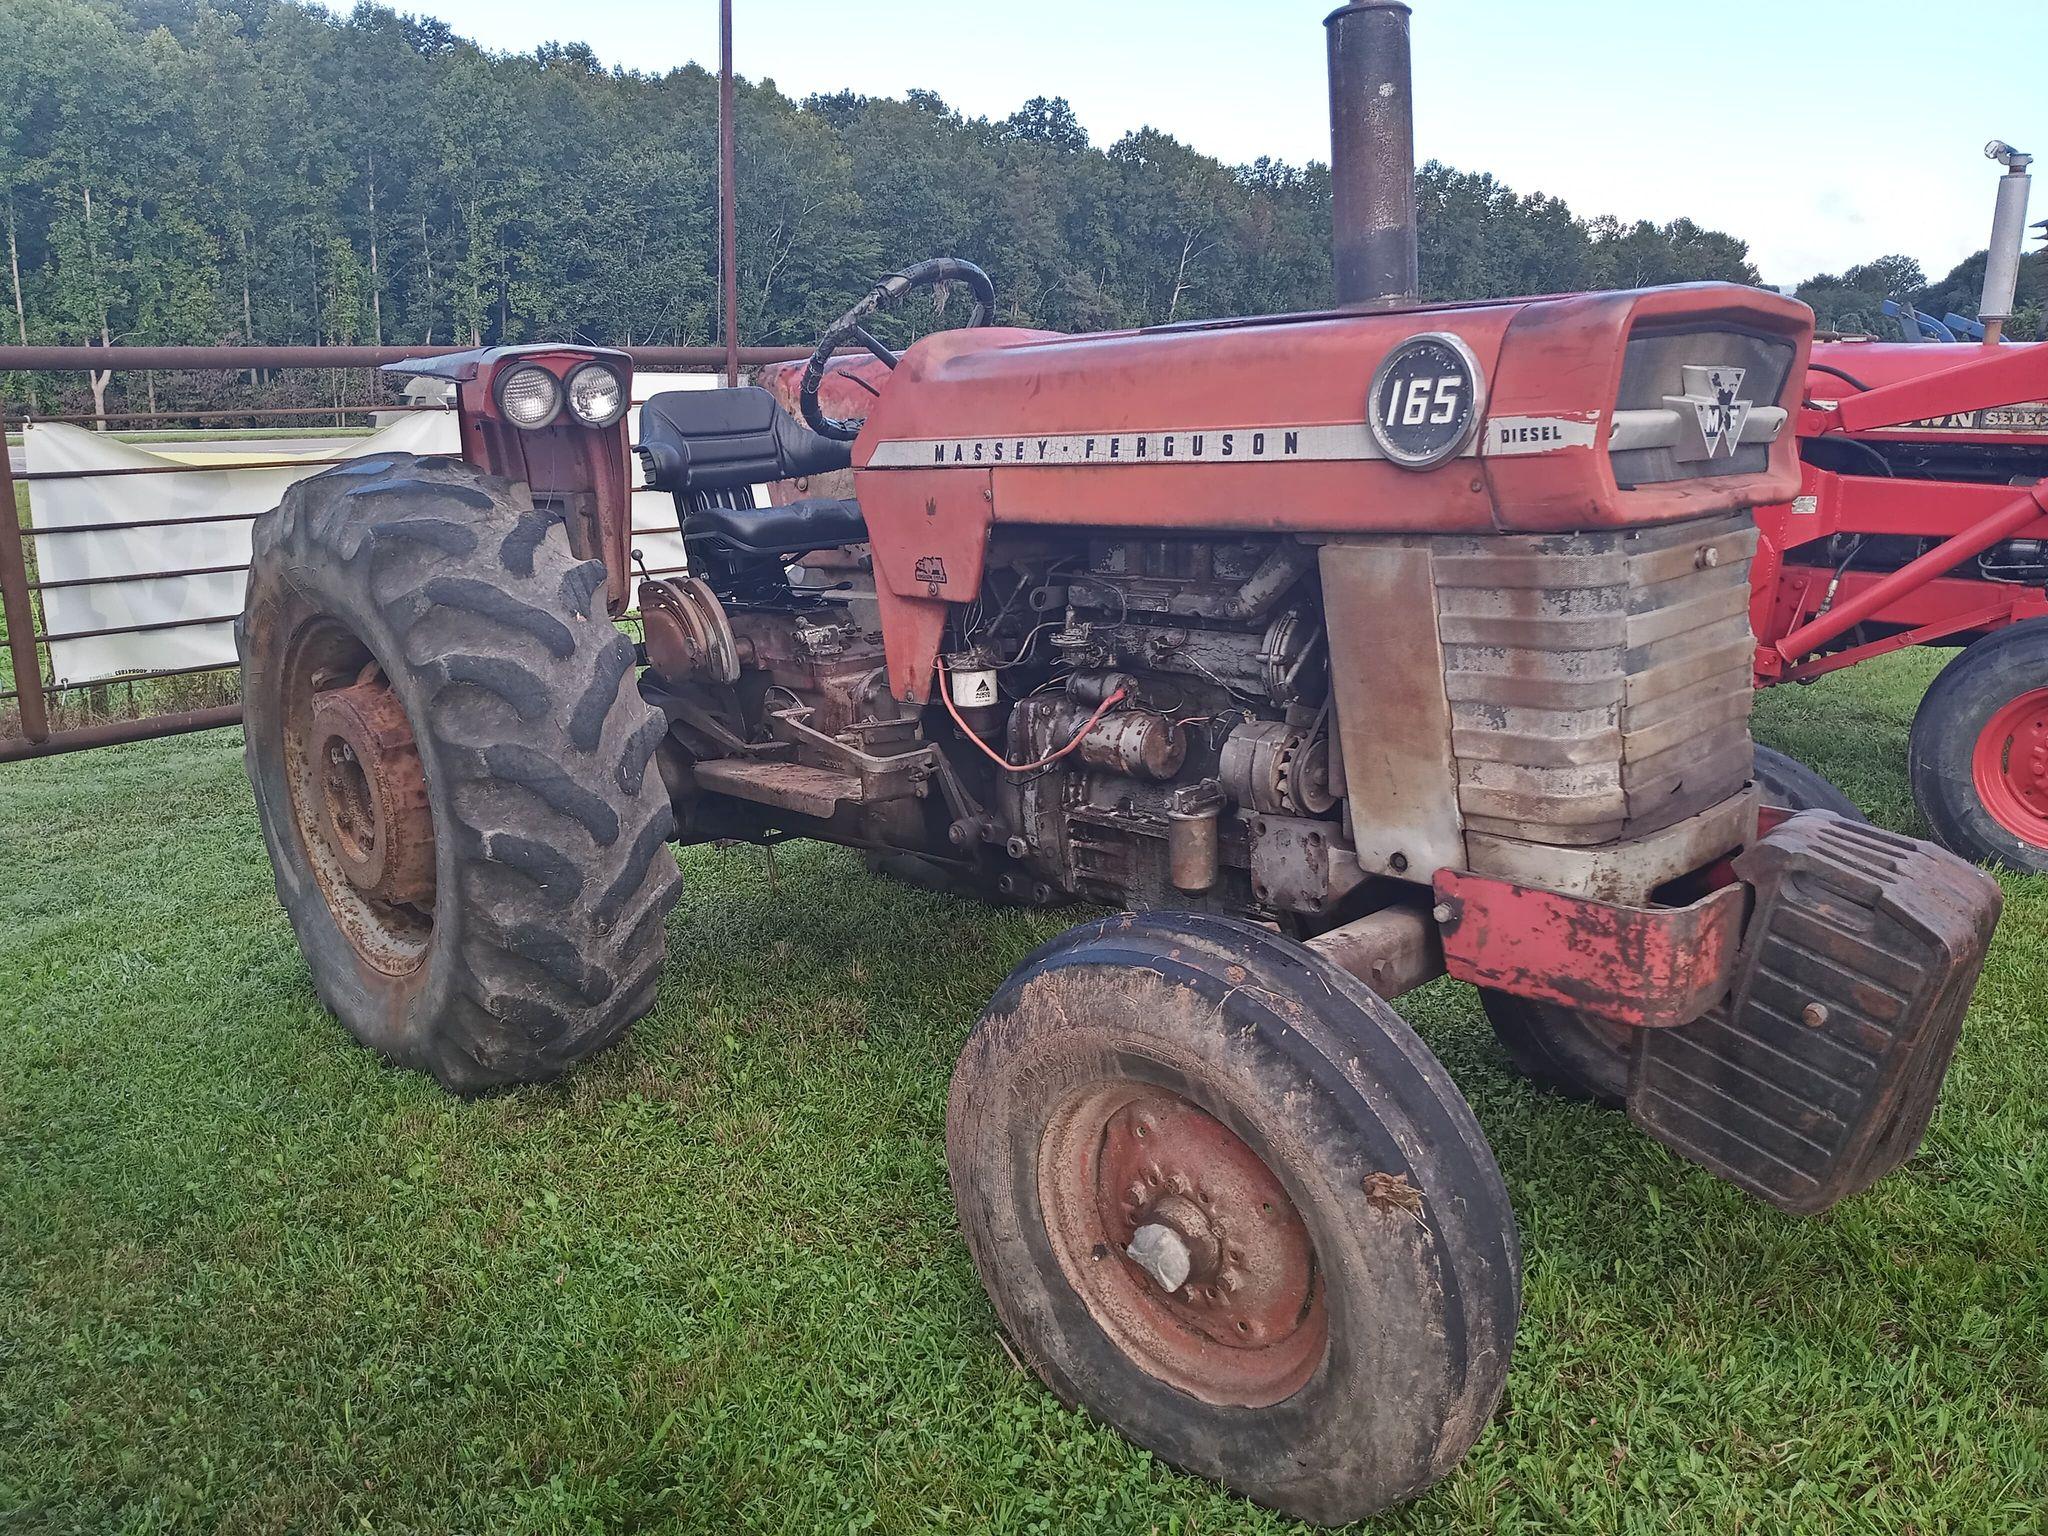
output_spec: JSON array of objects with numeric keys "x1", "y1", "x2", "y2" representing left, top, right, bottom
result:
[
  {"x1": 1482, "y1": 742, "x2": 1868, "y2": 1106},
  {"x1": 1910, "y1": 622, "x2": 2048, "y2": 875},
  {"x1": 239, "y1": 452, "x2": 682, "y2": 1091},
  {"x1": 947, "y1": 912, "x2": 1519, "y2": 1525}
]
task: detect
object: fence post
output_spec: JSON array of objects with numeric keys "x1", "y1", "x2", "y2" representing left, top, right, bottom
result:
[{"x1": 0, "y1": 402, "x2": 51, "y2": 744}]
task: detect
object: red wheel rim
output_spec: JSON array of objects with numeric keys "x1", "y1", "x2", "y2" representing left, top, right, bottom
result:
[
  {"x1": 1971, "y1": 687, "x2": 2048, "y2": 849},
  {"x1": 1037, "y1": 1084, "x2": 1327, "y2": 1408}
]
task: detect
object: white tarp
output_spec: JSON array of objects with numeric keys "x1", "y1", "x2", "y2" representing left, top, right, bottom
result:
[
  {"x1": 21, "y1": 371, "x2": 720, "y2": 688},
  {"x1": 25, "y1": 415, "x2": 458, "y2": 686}
]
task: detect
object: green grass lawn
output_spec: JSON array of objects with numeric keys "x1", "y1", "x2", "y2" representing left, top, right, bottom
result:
[{"x1": 2, "y1": 649, "x2": 2043, "y2": 1534}]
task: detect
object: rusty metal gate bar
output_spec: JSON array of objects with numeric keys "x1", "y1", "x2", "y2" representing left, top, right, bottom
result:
[{"x1": 1, "y1": 342, "x2": 811, "y2": 764}]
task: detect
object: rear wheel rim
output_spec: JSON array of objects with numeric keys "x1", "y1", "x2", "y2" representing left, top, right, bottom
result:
[
  {"x1": 1971, "y1": 687, "x2": 2048, "y2": 848},
  {"x1": 1037, "y1": 1083, "x2": 1327, "y2": 1408},
  {"x1": 278, "y1": 610, "x2": 436, "y2": 976}
]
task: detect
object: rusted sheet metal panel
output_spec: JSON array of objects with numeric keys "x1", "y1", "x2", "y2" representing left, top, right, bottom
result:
[
  {"x1": 1432, "y1": 867, "x2": 1744, "y2": 1029},
  {"x1": 1630, "y1": 814, "x2": 2003, "y2": 1214},
  {"x1": 1318, "y1": 540, "x2": 1464, "y2": 879}
]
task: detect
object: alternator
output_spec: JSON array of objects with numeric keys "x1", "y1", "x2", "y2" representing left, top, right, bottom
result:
[{"x1": 1219, "y1": 719, "x2": 1335, "y2": 814}]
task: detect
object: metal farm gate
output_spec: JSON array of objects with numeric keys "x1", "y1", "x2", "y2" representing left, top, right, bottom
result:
[{"x1": 0, "y1": 343, "x2": 808, "y2": 763}]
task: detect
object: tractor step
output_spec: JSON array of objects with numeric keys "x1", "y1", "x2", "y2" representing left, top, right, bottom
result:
[
  {"x1": 1628, "y1": 814, "x2": 2002, "y2": 1214},
  {"x1": 693, "y1": 758, "x2": 863, "y2": 818}
]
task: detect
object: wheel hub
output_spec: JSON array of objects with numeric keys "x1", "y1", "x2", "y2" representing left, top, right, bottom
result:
[
  {"x1": 1038, "y1": 1084, "x2": 1327, "y2": 1407},
  {"x1": 308, "y1": 676, "x2": 435, "y2": 908},
  {"x1": 1972, "y1": 687, "x2": 2048, "y2": 844}
]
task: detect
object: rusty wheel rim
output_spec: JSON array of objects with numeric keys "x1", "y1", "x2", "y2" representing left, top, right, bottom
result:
[
  {"x1": 1038, "y1": 1083, "x2": 1328, "y2": 1407},
  {"x1": 1972, "y1": 687, "x2": 2048, "y2": 849},
  {"x1": 278, "y1": 610, "x2": 435, "y2": 976}
]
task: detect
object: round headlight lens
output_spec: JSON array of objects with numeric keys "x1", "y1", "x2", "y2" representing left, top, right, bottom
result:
[
  {"x1": 496, "y1": 364, "x2": 561, "y2": 429},
  {"x1": 565, "y1": 362, "x2": 627, "y2": 428}
]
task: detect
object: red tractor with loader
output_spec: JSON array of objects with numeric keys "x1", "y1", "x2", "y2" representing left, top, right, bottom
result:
[
  {"x1": 234, "y1": 4, "x2": 2006, "y2": 1523},
  {"x1": 1751, "y1": 140, "x2": 2048, "y2": 874}
]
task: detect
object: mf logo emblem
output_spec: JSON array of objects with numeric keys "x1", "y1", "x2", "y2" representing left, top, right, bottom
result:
[{"x1": 1666, "y1": 364, "x2": 1753, "y2": 461}]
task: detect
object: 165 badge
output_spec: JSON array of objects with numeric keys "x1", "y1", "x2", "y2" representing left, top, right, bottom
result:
[{"x1": 1367, "y1": 332, "x2": 1485, "y2": 470}]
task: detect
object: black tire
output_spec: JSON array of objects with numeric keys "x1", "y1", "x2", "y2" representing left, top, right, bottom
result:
[
  {"x1": 1754, "y1": 743, "x2": 1866, "y2": 821},
  {"x1": 1479, "y1": 992, "x2": 1631, "y2": 1107},
  {"x1": 238, "y1": 452, "x2": 682, "y2": 1092},
  {"x1": 1482, "y1": 744, "x2": 1868, "y2": 1107},
  {"x1": 1908, "y1": 622, "x2": 2048, "y2": 876},
  {"x1": 947, "y1": 912, "x2": 1519, "y2": 1525}
]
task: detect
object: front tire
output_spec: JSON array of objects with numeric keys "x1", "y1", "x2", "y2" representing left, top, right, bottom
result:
[
  {"x1": 1909, "y1": 622, "x2": 2048, "y2": 875},
  {"x1": 947, "y1": 912, "x2": 1519, "y2": 1525},
  {"x1": 1754, "y1": 743, "x2": 1865, "y2": 821},
  {"x1": 239, "y1": 452, "x2": 682, "y2": 1091}
]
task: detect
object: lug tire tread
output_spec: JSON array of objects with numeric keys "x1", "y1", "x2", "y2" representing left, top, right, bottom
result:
[{"x1": 240, "y1": 452, "x2": 681, "y2": 1091}]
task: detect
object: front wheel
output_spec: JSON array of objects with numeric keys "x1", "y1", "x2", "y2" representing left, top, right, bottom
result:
[
  {"x1": 1909, "y1": 622, "x2": 2048, "y2": 875},
  {"x1": 1754, "y1": 743, "x2": 1865, "y2": 821},
  {"x1": 239, "y1": 452, "x2": 683, "y2": 1091},
  {"x1": 947, "y1": 912, "x2": 1519, "y2": 1525}
]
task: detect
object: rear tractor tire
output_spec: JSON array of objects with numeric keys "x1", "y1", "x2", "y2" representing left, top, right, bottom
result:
[
  {"x1": 238, "y1": 452, "x2": 682, "y2": 1092},
  {"x1": 1481, "y1": 742, "x2": 1865, "y2": 1107},
  {"x1": 1909, "y1": 621, "x2": 2048, "y2": 876},
  {"x1": 947, "y1": 912, "x2": 1520, "y2": 1525}
]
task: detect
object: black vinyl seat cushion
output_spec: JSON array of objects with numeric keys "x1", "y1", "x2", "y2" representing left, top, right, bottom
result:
[
  {"x1": 686, "y1": 496, "x2": 867, "y2": 555},
  {"x1": 637, "y1": 385, "x2": 852, "y2": 497}
]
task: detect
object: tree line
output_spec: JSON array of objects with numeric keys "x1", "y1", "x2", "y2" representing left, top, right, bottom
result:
[{"x1": 0, "y1": 0, "x2": 2029, "y2": 420}]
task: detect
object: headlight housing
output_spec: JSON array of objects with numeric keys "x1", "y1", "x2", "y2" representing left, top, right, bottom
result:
[
  {"x1": 496, "y1": 363, "x2": 561, "y2": 430},
  {"x1": 565, "y1": 361, "x2": 627, "y2": 428}
]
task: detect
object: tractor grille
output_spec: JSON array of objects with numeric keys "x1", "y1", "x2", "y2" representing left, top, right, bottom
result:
[{"x1": 1432, "y1": 510, "x2": 1758, "y2": 847}]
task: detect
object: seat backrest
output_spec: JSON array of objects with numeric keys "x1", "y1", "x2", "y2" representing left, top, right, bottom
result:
[{"x1": 636, "y1": 386, "x2": 853, "y2": 496}]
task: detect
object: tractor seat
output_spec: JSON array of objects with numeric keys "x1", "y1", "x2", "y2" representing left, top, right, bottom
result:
[
  {"x1": 686, "y1": 496, "x2": 868, "y2": 556},
  {"x1": 637, "y1": 385, "x2": 852, "y2": 497}
]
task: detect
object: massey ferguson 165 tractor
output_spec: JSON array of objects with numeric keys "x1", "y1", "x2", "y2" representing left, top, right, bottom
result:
[{"x1": 235, "y1": 5, "x2": 2004, "y2": 1523}]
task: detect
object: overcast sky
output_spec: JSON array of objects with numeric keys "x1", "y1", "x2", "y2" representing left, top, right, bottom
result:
[{"x1": 343, "y1": 0, "x2": 2047, "y2": 289}]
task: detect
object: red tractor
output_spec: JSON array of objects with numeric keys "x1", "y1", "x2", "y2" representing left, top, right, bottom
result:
[
  {"x1": 1755, "y1": 143, "x2": 2048, "y2": 874},
  {"x1": 233, "y1": 4, "x2": 2004, "y2": 1522}
]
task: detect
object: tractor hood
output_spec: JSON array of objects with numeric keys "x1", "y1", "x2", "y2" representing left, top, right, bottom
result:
[{"x1": 852, "y1": 282, "x2": 1811, "y2": 539}]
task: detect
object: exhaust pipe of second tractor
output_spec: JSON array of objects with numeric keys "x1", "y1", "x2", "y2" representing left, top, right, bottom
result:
[
  {"x1": 1326, "y1": 0, "x2": 1418, "y2": 308},
  {"x1": 1979, "y1": 140, "x2": 2033, "y2": 345}
]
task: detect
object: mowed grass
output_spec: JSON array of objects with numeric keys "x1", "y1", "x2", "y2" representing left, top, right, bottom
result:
[{"x1": 1, "y1": 649, "x2": 2043, "y2": 1535}]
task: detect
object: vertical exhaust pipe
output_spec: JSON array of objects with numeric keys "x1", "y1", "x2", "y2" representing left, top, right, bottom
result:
[
  {"x1": 1980, "y1": 140, "x2": 2032, "y2": 345},
  {"x1": 1326, "y1": 1, "x2": 1418, "y2": 308}
]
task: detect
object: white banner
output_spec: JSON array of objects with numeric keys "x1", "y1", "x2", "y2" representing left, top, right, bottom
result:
[
  {"x1": 25, "y1": 415, "x2": 458, "y2": 686},
  {"x1": 21, "y1": 372, "x2": 720, "y2": 688}
]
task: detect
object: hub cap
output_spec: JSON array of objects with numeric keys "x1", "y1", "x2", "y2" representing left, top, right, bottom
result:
[
  {"x1": 309, "y1": 677, "x2": 436, "y2": 908},
  {"x1": 277, "y1": 615, "x2": 435, "y2": 977},
  {"x1": 1038, "y1": 1085, "x2": 1327, "y2": 1407},
  {"x1": 1972, "y1": 687, "x2": 2048, "y2": 848}
]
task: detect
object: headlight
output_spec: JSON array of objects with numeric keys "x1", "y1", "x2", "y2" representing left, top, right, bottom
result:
[
  {"x1": 496, "y1": 364, "x2": 561, "y2": 429},
  {"x1": 565, "y1": 361, "x2": 627, "y2": 428}
]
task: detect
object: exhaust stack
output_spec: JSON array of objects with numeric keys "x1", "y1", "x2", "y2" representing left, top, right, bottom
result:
[
  {"x1": 1980, "y1": 140, "x2": 2032, "y2": 345},
  {"x1": 1326, "y1": 1, "x2": 1418, "y2": 308}
]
